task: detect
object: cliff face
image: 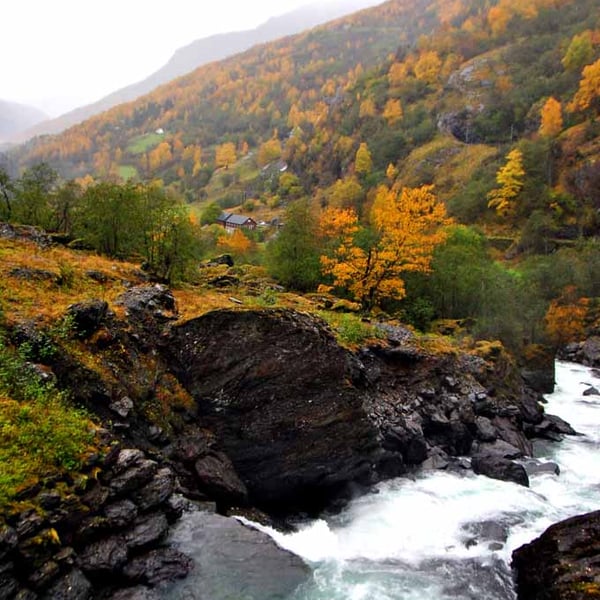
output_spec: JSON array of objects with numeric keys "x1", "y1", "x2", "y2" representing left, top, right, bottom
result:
[
  {"x1": 22, "y1": 285, "x2": 560, "y2": 514},
  {"x1": 2, "y1": 284, "x2": 570, "y2": 598}
]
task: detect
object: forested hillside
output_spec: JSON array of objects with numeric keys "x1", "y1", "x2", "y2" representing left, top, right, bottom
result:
[{"x1": 3, "y1": 0, "x2": 600, "y2": 354}]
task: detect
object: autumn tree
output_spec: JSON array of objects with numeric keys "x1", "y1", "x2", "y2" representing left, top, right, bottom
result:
[
  {"x1": 568, "y1": 58, "x2": 600, "y2": 114},
  {"x1": 266, "y1": 199, "x2": 322, "y2": 290},
  {"x1": 414, "y1": 51, "x2": 442, "y2": 84},
  {"x1": 258, "y1": 138, "x2": 282, "y2": 167},
  {"x1": 383, "y1": 99, "x2": 403, "y2": 125},
  {"x1": 217, "y1": 228, "x2": 255, "y2": 261},
  {"x1": 355, "y1": 143, "x2": 373, "y2": 178},
  {"x1": 539, "y1": 97, "x2": 563, "y2": 137},
  {"x1": 487, "y1": 148, "x2": 525, "y2": 217},
  {"x1": 215, "y1": 142, "x2": 237, "y2": 169},
  {"x1": 0, "y1": 167, "x2": 14, "y2": 220},
  {"x1": 544, "y1": 287, "x2": 589, "y2": 347},
  {"x1": 320, "y1": 184, "x2": 451, "y2": 310},
  {"x1": 562, "y1": 31, "x2": 594, "y2": 72}
]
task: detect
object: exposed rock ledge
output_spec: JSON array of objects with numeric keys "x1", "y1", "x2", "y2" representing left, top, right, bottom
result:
[{"x1": 3, "y1": 285, "x2": 573, "y2": 598}]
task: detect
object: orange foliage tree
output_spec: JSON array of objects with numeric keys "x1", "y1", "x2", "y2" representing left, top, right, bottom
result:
[
  {"x1": 539, "y1": 97, "x2": 563, "y2": 137},
  {"x1": 544, "y1": 289, "x2": 589, "y2": 346},
  {"x1": 215, "y1": 142, "x2": 237, "y2": 169},
  {"x1": 320, "y1": 184, "x2": 451, "y2": 310},
  {"x1": 568, "y1": 58, "x2": 600, "y2": 114}
]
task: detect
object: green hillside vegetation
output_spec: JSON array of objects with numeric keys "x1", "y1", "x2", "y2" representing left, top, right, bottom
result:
[{"x1": 2, "y1": 0, "x2": 600, "y2": 352}]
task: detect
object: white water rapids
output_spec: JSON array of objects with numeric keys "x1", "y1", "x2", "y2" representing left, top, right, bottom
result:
[{"x1": 247, "y1": 361, "x2": 600, "y2": 599}]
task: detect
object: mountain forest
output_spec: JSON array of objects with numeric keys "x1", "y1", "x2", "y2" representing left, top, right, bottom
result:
[{"x1": 2, "y1": 0, "x2": 600, "y2": 355}]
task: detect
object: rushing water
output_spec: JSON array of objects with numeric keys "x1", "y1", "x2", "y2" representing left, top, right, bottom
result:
[{"x1": 247, "y1": 361, "x2": 600, "y2": 599}]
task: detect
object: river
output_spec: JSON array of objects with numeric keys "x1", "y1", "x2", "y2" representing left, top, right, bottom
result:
[{"x1": 253, "y1": 361, "x2": 600, "y2": 599}]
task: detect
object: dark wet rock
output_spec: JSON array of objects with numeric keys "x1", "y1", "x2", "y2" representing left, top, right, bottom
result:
[
  {"x1": 206, "y1": 254, "x2": 234, "y2": 267},
  {"x1": 125, "y1": 513, "x2": 169, "y2": 551},
  {"x1": 0, "y1": 562, "x2": 19, "y2": 599},
  {"x1": 9, "y1": 267, "x2": 57, "y2": 282},
  {"x1": 77, "y1": 536, "x2": 128, "y2": 578},
  {"x1": 0, "y1": 222, "x2": 54, "y2": 247},
  {"x1": 471, "y1": 454, "x2": 529, "y2": 487},
  {"x1": 492, "y1": 417, "x2": 533, "y2": 456},
  {"x1": 132, "y1": 468, "x2": 176, "y2": 511},
  {"x1": 164, "y1": 435, "x2": 211, "y2": 464},
  {"x1": 164, "y1": 511, "x2": 309, "y2": 599},
  {"x1": 104, "y1": 500, "x2": 138, "y2": 529},
  {"x1": 520, "y1": 346, "x2": 555, "y2": 394},
  {"x1": 15, "y1": 510, "x2": 45, "y2": 539},
  {"x1": 122, "y1": 548, "x2": 192, "y2": 586},
  {"x1": 40, "y1": 569, "x2": 92, "y2": 600},
  {"x1": 383, "y1": 420, "x2": 428, "y2": 465},
  {"x1": 27, "y1": 560, "x2": 60, "y2": 589},
  {"x1": 166, "y1": 309, "x2": 380, "y2": 511},
  {"x1": 462, "y1": 520, "x2": 509, "y2": 549},
  {"x1": 115, "y1": 284, "x2": 177, "y2": 322},
  {"x1": 519, "y1": 391, "x2": 545, "y2": 425},
  {"x1": 581, "y1": 337, "x2": 600, "y2": 367},
  {"x1": 421, "y1": 448, "x2": 450, "y2": 471},
  {"x1": 531, "y1": 414, "x2": 577, "y2": 440},
  {"x1": 66, "y1": 300, "x2": 109, "y2": 338},
  {"x1": 109, "y1": 460, "x2": 157, "y2": 497},
  {"x1": 0, "y1": 524, "x2": 18, "y2": 561},
  {"x1": 474, "y1": 416, "x2": 497, "y2": 442},
  {"x1": 85, "y1": 270, "x2": 109, "y2": 284},
  {"x1": 14, "y1": 589, "x2": 38, "y2": 600},
  {"x1": 512, "y1": 509, "x2": 600, "y2": 600},
  {"x1": 474, "y1": 439, "x2": 524, "y2": 460},
  {"x1": 111, "y1": 587, "x2": 161, "y2": 600},
  {"x1": 583, "y1": 385, "x2": 599, "y2": 396},
  {"x1": 109, "y1": 396, "x2": 134, "y2": 418},
  {"x1": 194, "y1": 452, "x2": 248, "y2": 505}
]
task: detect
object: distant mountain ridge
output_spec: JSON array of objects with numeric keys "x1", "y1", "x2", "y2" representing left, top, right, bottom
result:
[
  {"x1": 10, "y1": 0, "x2": 381, "y2": 143},
  {"x1": 0, "y1": 100, "x2": 47, "y2": 142}
]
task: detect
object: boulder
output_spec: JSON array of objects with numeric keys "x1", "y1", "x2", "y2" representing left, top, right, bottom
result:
[
  {"x1": 166, "y1": 309, "x2": 380, "y2": 511},
  {"x1": 122, "y1": 548, "x2": 193, "y2": 586},
  {"x1": 77, "y1": 536, "x2": 128, "y2": 578},
  {"x1": 40, "y1": 569, "x2": 92, "y2": 600},
  {"x1": 194, "y1": 452, "x2": 248, "y2": 505},
  {"x1": 471, "y1": 454, "x2": 529, "y2": 487},
  {"x1": 125, "y1": 513, "x2": 169, "y2": 551},
  {"x1": 66, "y1": 300, "x2": 109, "y2": 338},
  {"x1": 512, "y1": 510, "x2": 600, "y2": 599},
  {"x1": 115, "y1": 284, "x2": 178, "y2": 323}
]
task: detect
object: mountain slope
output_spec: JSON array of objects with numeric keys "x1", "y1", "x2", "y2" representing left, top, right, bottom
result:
[
  {"x1": 10, "y1": 0, "x2": 381, "y2": 143},
  {"x1": 0, "y1": 100, "x2": 47, "y2": 142}
]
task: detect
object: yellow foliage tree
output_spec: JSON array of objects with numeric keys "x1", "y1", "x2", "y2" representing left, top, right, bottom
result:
[
  {"x1": 539, "y1": 97, "x2": 563, "y2": 137},
  {"x1": 414, "y1": 51, "x2": 442, "y2": 84},
  {"x1": 258, "y1": 138, "x2": 282, "y2": 167},
  {"x1": 217, "y1": 228, "x2": 254, "y2": 258},
  {"x1": 359, "y1": 97, "x2": 377, "y2": 119},
  {"x1": 568, "y1": 58, "x2": 600, "y2": 113},
  {"x1": 545, "y1": 288, "x2": 589, "y2": 346},
  {"x1": 487, "y1": 148, "x2": 525, "y2": 217},
  {"x1": 388, "y1": 62, "x2": 409, "y2": 87},
  {"x1": 383, "y1": 99, "x2": 403, "y2": 125},
  {"x1": 215, "y1": 142, "x2": 237, "y2": 169},
  {"x1": 320, "y1": 185, "x2": 451, "y2": 310}
]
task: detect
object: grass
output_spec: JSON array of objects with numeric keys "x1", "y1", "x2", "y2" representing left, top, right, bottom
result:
[
  {"x1": 318, "y1": 311, "x2": 384, "y2": 348},
  {"x1": 118, "y1": 164, "x2": 139, "y2": 180},
  {"x1": 126, "y1": 132, "x2": 165, "y2": 155},
  {"x1": 0, "y1": 334, "x2": 96, "y2": 508}
]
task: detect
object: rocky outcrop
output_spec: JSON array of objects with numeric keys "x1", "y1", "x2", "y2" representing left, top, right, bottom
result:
[
  {"x1": 512, "y1": 509, "x2": 600, "y2": 599},
  {"x1": 165, "y1": 309, "x2": 382, "y2": 512},
  {"x1": 0, "y1": 446, "x2": 191, "y2": 599},
  {"x1": 560, "y1": 337, "x2": 600, "y2": 368}
]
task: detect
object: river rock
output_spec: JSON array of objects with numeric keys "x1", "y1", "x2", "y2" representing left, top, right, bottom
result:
[
  {"x1": 163, "y1": 511, "x2": 309, "y2": 600},
  {"x1": 512, "y1": 509, "x2": 600, "y2": 599},
  {"x1": 166, "y1": 309, "x2": 380, "y2": 511},
  {"x1": 125, "y1": 513, "x2": 169, "y2": 551},
  {"x1": 471, "y1": 454, "x2": 529, "y2": 487},
  {"x1": 194, "y1": 452, "x2": 248, "y2": 504},
  {"x1": 122, "y1": 548, "x2": 193, "y2": 586},
  {"x1": 77, "y1": 536, "x2": 128, "y2": 578},
  {"x1": 40, "y1": 568, "x2": 92, "y2": 600}
]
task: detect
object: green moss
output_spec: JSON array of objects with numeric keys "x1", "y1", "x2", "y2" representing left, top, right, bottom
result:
[
  {"x1": 318, "y1": 311, "x2": 384, "y2": 348},
  {"x1": 0, "y1": 332, "x2": 96, "y2": 509}
]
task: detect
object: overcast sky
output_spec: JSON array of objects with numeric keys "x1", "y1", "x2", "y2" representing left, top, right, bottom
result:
[{"x1": 2, "y1": 0, "x2": 364, "y2": 117}]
